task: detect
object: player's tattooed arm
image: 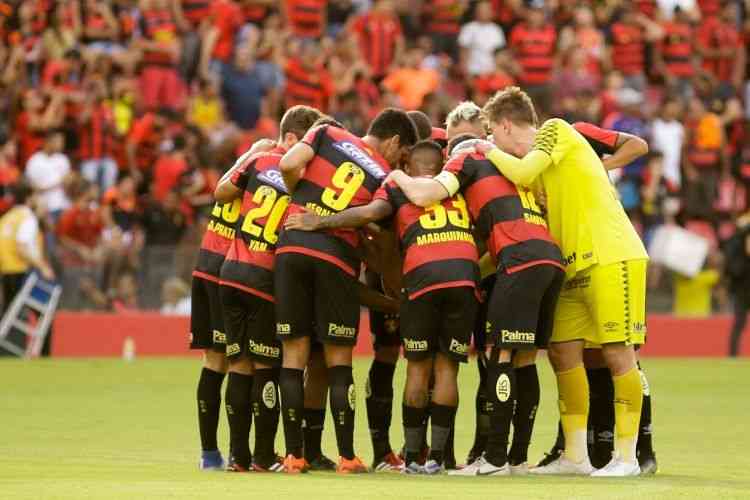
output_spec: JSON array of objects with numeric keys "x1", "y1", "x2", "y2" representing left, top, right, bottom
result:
[
  {"x1": 385, "y1": 169, "x2": 449, "y2": 208},
  {"x1": 284, "y1": 199, "x2": 393, "y2": 231},
  {"x1": 279, "y1": 141, "x2": 315, "y2": 193}
]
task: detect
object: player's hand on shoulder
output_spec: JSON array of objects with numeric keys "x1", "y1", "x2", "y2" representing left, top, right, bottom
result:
[
  {"x1": 284, "y1": 207, "x2": 322, "y2": 231},
  {"x1": 450, "y1": 139, "x2": 495, "y2": 158}
]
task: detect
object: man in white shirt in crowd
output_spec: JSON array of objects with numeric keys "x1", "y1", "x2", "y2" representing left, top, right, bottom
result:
[
  {"x1": 25, "y1": 131, "x2": 71, "y2": 222},
  {"x1": 458, "y1": 1, "x2": 506, "y2": 77},
  {"x1": 651, "y1": 98, "x2": 685, "y2": 188}
]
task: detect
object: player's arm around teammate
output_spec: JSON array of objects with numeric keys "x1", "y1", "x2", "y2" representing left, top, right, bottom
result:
[{"x1": 478, "y1": 88, "x2": 648, "y2": 477}]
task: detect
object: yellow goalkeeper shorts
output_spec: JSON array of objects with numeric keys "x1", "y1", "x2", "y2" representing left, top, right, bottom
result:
[{"x1": 551, "y1": 259, "x2": 647, "y2": 346}]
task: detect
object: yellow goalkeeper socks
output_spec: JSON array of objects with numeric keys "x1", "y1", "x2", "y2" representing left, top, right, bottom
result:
[
  {"x1": 613, "y1": 367, "x2": 644, "y2": 464},
  {"x1": 556, "y1": 364, "x2": 589, "y2": 464}
]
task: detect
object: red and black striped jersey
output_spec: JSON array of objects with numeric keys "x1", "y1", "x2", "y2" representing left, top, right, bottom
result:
[
  {"x1": 573, "y1": 122, "x2": 618, "y2": 157},
  {"x1": 375, "y1": 181, "x2": 479, "y2": 300},
  {"x1": 660, "y1": 21, "x2": 694, "y2": 78},
  {"x1": 350, "y1": 12, "x2": 403, "y2": 79},
  {"x1": 193, "y1": 152, "x2": 258, "y2": 282},
  {"x1": 219, "y1": 147, "x2": 288, "y2": 302},
  {"x1": 608, "y1": 23, "x2": 644, "y2": 76},
  {"x1": 509, "y1": 23, "x2": 557, "y2": 85},
  {"x1": 277, "y1": 125, "x2": 392, "y2": 276},
  {"x1": 138, "y1": 9, "x2": 178, "y2": 66},
  {"x1": 437, "y1": 153, "x2": 564, "y2": 274}
]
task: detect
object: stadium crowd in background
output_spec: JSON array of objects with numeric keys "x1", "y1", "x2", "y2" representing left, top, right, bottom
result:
[{"x1": 0, "y1": 0, "x2": 749, "y2": 318}]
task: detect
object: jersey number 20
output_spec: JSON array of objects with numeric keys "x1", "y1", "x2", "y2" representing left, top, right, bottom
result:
[{"x1": 241, "y1": 186, "x2": 290, "y2": 245}]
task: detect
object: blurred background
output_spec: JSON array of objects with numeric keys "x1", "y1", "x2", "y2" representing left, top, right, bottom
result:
[{"x1": 0, "y1": 0, "x2": 749, "y2": 358}]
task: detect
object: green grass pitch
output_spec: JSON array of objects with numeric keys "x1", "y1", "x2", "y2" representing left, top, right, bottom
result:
[{"x1": 1, "y1": 356, "x2": 749, "y2": 499}]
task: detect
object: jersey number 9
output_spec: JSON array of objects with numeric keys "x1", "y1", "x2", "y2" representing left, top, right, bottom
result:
[{"x1": 321, "y1": 162, "x2": 366, "y2": 211}]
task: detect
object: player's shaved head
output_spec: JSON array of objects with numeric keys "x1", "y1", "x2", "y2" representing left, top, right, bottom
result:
[
  {"x1": 407, "y1": 110, "x2": 434, "y2": 141},
  {"x1": 280, "y1": 105, "x2": 324, "y2": 140}
]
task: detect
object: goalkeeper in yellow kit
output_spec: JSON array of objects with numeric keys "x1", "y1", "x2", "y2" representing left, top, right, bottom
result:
[{"x1": 473, "y1": 87, "x2": 648, "y2": 477}]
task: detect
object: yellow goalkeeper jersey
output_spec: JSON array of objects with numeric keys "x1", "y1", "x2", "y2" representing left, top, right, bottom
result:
[{"x1": 487, "y1": 118, "x2": 648, "y2": 277}]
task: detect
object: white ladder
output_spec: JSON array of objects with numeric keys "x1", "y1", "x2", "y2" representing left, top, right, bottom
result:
[{"x1": 0, "y1": 273, "x2": 62, "y2": 358}]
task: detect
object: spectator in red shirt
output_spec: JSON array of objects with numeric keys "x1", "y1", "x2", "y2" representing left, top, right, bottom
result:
[
  {"x1": 422, "y1": 0, "x2": 468, "y2": 60},
  {"x1": 509, "y1": 4, "x2": 557, "y2": 114},
  {"x1": 78, "y1": 83, "x2": 118, "y2": 194},
  {"x1": 655, "y1": 7, "x2": 696, "y2": 98},
  {"x1": 57, "y1": 178, "x2": 105, "y2": 266},
  {"x1": 135, "y1": 0, "x2": 185, "y2": 111},
  {"x1": 471, "y1": 47, "x2": 518, "y2": 105},
  {"x1": 199, "y1": 0, "x2": 242, "y2": 78},
  {"x1": 697, "y1": 1, "x2": 746, "y2": 96},
  {"x1": 126, "y1": 109, "x2": 171, "y2": 178},
  {"x1": 284, "y1": 40, "x2": 336, "y2": 113},
  {"x1": 350, "y1": 0, "x2": 405, "y2": 82},
  {"x1": 153, "y1": 135, "x2": 189, "y2": 202},
  {"x1": 604, "y1": 4, "x2": 659, "y2": 92},
  {"x1": 285, "y1": 0, "x2": 327, "y2": 39}
]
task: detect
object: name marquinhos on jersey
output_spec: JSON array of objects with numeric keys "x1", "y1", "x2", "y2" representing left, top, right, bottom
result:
[
  {"x1": 207, "y1": 220, "x2": 236, "y2": 239},
  {"x1": 416, "y1": 230, "x2": 475, "y2": 246}
]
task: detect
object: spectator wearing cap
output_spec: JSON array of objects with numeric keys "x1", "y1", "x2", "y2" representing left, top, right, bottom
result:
[
  {"x1": 25, "y1": 130, "x2": 71, "y2": 221},
  {"x1": 509, "y1": 3, "x2": 557, "y2": 114},
  {"x1": 458, "y1": 1, "x2": 505, "y2": 77},
  {"x1": 350, "y1": 0, "x2": 405, "y2": 82},
  {"x1": 697, "y1": 1, "x2": 746, "y2": 97}
]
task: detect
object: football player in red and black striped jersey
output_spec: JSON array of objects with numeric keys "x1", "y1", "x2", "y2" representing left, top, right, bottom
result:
[
  {"x1": 384, "y1": 132, "x2": 566, "y2": 477},
  {"x1": 190, "y1": 135, "x2": 281, "y2": 471},
  {"x1": 275, "y1": 108, "x2": 418, "y2": 474},
  {"x1": 285, "y1": 140, "x2": 480, "y2": 474},
  {"x1": 212, "y1": 105, "x2": 323, "y2": 472}
]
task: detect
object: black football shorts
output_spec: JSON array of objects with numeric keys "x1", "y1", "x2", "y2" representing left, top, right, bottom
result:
[
  {"x1": 274, "y1": 252, "x2": 360, "y2": 346},
  {"x1": 220, "y1": 284, "x2": 281, "y2": 366},
  {"x1": 399, "y1": 286, "x2": 479, "y2": 363},
  {"x1": 190, "y1": 276, "x2": 226, "y2": 353},
  {"x1": 486, "y1": 264, "x2": 564, "y2": 350}
]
